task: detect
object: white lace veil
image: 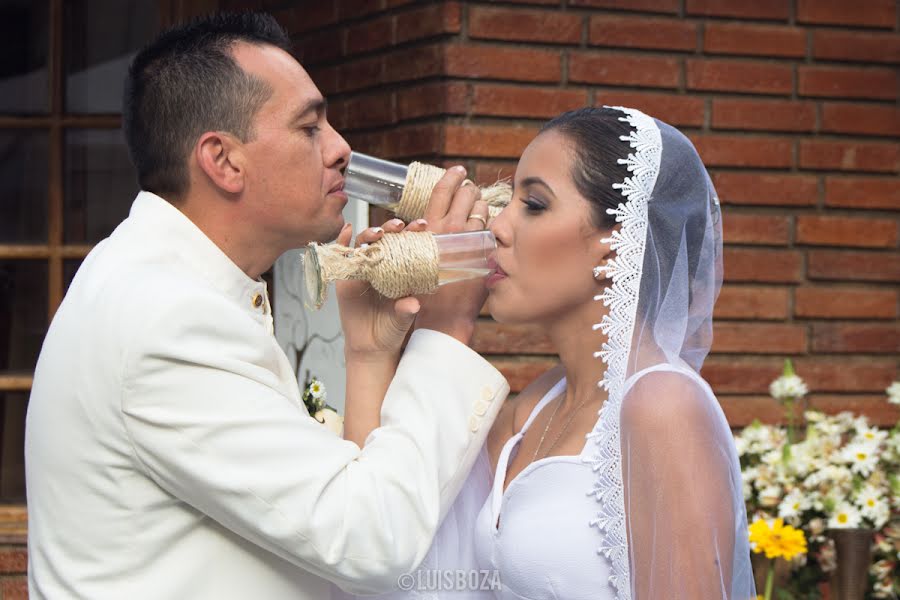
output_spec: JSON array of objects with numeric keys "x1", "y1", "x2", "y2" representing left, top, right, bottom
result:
[
  {"x1": 586, "y1": 106, "x2": 754, "y2": 598},
  {"x1": 333, "y1": 107, "x2": 755, "y2": 600}
]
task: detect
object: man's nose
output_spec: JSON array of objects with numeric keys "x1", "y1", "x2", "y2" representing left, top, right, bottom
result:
[{"x1": 324, "y1": 122, "x2": 351, "y2": 170}]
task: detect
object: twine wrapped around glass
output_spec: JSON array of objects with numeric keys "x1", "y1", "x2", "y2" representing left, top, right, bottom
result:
[
  {"x1": 302, "y1": 230, "x2": 496, "y2": 309},
  {"x1": 344, "y1": 152, "x2": 512, "y2": 222}
]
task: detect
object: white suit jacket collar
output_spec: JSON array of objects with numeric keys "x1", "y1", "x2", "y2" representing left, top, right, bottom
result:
[{"x1": 128, "y1": 191, "x2": 270, "y2": 316}]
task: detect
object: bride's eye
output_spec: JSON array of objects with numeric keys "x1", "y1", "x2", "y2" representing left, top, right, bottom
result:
[{"x1": 521, "y1": 196, "x2": 546, "y2": 213}]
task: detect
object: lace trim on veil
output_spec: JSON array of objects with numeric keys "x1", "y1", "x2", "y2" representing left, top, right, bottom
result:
[{"x1": 583, "y1": 106, "x2": 661, "y2": 600}]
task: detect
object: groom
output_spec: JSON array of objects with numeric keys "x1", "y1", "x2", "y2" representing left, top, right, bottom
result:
[{"x1": 25, "y1": 12, "x2": 508, "y2": 600}]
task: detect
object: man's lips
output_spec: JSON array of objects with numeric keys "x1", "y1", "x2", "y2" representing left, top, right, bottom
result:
[{"x1": 328, "y1": 178, "x2": 345, "y2": 194}]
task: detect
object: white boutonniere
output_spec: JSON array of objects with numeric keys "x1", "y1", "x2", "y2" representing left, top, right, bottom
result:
[{"x1": 302, "y1": 373, "x2": 343, "y2": 436}]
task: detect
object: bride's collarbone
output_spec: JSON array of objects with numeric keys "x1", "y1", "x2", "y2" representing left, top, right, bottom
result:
[
  {"x1": 499, "y1": 395, "x2": 602, "y2": 494},
  {"x1": 487, "y1": 365, "x2": 564, "y2": 474}
]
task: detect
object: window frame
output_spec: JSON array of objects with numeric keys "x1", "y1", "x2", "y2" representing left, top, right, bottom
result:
[{"x1": 0, "y1": 0, "x2": 221, "y2": 518}]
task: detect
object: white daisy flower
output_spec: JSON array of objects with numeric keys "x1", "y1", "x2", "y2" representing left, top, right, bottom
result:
[
  {"x1": 808, "y1": 517, "x2": 826, "y2": 537},
  {"x1": 843, "y1": 442, "x2": 879, "y2": 477},
  {"x1": 788, "y1": 441, "x2": 816, "y2": 476},
  {"x1": 770, "y1": 374, "x2": 808, "y2": 401},
  {"x1": 804, "y1": 410, "x2": 824, "y2": 423},
  {"x1": 853, "y1": 424, "x2": 887, "y2": 445},
  {"x1": 873, "y1": 580, "x2": 893, "y2": 597},
  {"x1": 813, "y1": 465, "x2": 853, "y2": 490},
  {"x1": 828, "y1": 502, "x2": 862, "y2": 529},
  {"x1": 887, "y1": 381, "x2": 900, "y2": 405},
  {"x1": 761, "y1": 449, "x2": 783, "y2": 468},
  {"x1": 778, "y1": 488, "x2": 809, "y2": 521},
  {"x1": 758, "y1": 485, "x2": 782, "y2": 508},
  {"x1": 755, "y1": 465, "x2": 777, "y2": 489},
  {"x1": 870, "y1": 502, "x2": 890, "y2": 529},
  {"x1": 856, "y1": 485, "x2": 885, "y2": 516},
  {"x1": 309, "y1": 379, "x2": 326, "y2": 401}
]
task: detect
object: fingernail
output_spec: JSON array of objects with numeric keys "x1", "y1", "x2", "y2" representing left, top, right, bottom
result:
[
  {"x1": 414, "y1": 219, "x2": 428, "y2": 226},
  {"x1": 453, "y1": 165, "x2": 466, "y2": 174},
  {"x1": 371, "y1": 227, "x2": 384, "y2": 234},
  {"x1": 462, "y1": 179, "x2": 475, "y2": 187},
  {"x1": 389, "y1": 219, "x2": 403, "y2": 227}
]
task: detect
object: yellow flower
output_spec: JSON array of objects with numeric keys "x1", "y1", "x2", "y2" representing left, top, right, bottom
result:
[{"x1": 749, "y1": 518, "x2": 808, "y2": 560}]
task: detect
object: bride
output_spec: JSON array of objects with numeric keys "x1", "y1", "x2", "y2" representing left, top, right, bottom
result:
[{"x1": 338, "y1": 106, "x2": 755, "y2": 599}]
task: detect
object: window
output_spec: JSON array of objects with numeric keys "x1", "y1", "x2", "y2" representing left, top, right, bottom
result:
[{"x1": 0, "y1": 0, "x2": 216, "y2": 503}]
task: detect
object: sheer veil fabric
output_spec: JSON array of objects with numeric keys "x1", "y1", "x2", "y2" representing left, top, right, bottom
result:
[
  {"x1": 586, "y1": 108, "x2": 755, "y2": 598},
  {"x1": 334, "y1": 107, "x2": 755, "y2": 599}
]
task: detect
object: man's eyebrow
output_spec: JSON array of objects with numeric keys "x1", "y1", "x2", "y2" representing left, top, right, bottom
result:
[{"x1": 292, "y1": 98, "x2": 327, "y2": 123}]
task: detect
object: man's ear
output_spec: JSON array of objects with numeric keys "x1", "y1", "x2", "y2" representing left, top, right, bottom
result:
[{"x1": 195, "y1": 131, "x2": 246, "y2": 195}]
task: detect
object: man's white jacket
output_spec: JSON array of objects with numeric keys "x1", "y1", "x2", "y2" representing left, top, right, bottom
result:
[{"x1": 25, "y1": 192, "x2": 509, "y2": 599}]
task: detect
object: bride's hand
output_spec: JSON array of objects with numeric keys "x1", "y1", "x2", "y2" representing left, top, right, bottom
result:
[
  {"x1": 335, "y1": 218, "x2": 428, "y2": 362},
  {"x1": 412, "y1": 166, "x2": 489, "y2": 344}
]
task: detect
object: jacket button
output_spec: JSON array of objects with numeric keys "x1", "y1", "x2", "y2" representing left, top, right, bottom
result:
[
  {"x1": 468, "y1": 415, "x2": 480, "y2": 433},
  {"x1": 252, "y1": 293, "x2": 263, "y2": 308},
  {"x1": 473, "y1": 400, "x2": 488, "y2": 416}
]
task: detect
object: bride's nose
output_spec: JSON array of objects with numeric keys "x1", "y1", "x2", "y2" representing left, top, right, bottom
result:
[{"x1": 489, "y1": 207, "x2": 512, "y2": 248}]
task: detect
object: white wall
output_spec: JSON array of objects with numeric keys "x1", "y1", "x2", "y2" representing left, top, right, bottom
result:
[{"x1": 273, "y1": 199, "x2": 369, "y2": 414}]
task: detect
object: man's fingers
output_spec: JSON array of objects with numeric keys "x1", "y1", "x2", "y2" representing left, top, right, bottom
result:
[
  {"x1": 336, "y1": 223, "x2": 352, "y2": 246},
  {"x1": 381, "y1": 218, "x2": 405, "y2": 233},
  {"x1": 402, "y1": 219, "x2": 429, "y2": 233},
  {"x1": 356, "y1": 218, "x2": 405, "y2": 247},
  {"x1": 423, "y1": 166, "x2": 467, "y2": 223},
  {"x1": 393, "y1": 296, "x2": 421, "y2": 318},
  {"x1": 355, "y1": 226, "x2": 385, "y2": 246}
]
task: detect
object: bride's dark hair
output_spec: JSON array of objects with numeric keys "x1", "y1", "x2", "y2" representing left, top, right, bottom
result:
[{"x1": 540, "y1": 107, "x2": 633, "y2": 229}]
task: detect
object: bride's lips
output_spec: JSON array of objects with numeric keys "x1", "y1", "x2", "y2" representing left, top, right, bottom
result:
[{"x1": 486, "y1": 256, "x2": 507, "y2": 289}]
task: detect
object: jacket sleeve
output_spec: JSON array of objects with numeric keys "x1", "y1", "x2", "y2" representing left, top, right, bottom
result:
[{"x1": 120, "y1": 295, "x2": 508, "y2": 595}]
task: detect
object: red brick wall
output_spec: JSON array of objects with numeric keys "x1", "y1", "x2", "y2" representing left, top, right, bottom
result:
[
  {"x1": 227, "y1": 0, "x2": 900, "y2": 427},
  {"x1": 0, "y1": 545, "x2": 28, "y2": 599}
]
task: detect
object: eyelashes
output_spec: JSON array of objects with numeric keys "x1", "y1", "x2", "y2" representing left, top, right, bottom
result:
[{"x1": 521, "y1": 196, "x2": 547, "y2": 213}]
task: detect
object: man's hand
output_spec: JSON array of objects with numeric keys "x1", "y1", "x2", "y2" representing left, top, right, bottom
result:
[
  {"x1": 336, "y1": 166, "x2": 490, "y2": 445},
  {"x1": 335, "y1": 218, "x2": 428, "y2": 363},
  {"x1": 336, "y1": 165, "x2": 490, "y2": 360}
]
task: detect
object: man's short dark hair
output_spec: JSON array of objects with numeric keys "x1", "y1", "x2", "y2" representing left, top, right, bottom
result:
[{"x1": 123, "y1": 12, "x2": 292, "y2": 200}]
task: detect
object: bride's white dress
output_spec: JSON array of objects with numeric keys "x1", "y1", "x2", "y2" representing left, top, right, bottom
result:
[
  {"x1": 335, "y1": 363, "x2": 752, "y2": 600},
  {"x1": 472, "y1": 377, "x2": 615, "y2": 599}
]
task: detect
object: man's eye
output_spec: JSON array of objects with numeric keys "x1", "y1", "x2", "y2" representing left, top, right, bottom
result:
[{"x1": 301, "y1": 125, "x2": 320, "y2": 136}]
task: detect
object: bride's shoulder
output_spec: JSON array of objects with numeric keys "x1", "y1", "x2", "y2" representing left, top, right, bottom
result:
[
  {"x1": 487, "y1": 363, "x2": 564, "y2": 465},
  {"x1": 621, "y1": 365, "x2": 718, "y2": 430},
  {"x1": 511, "y1": 363, "x2": 566, "y2": 431}
]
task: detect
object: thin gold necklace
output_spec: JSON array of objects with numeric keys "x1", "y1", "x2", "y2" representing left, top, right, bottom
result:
[{"x1": 531, "y1": 395, "x2": 588, "y2": 462}]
